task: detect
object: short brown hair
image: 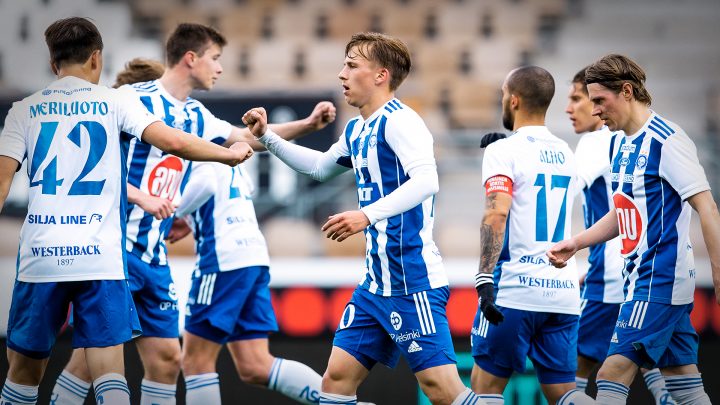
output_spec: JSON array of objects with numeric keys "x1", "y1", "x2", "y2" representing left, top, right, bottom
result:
[
  {"x1": 345, "y1": 32, "x2": 411, "y2": 91},
  {"x1": 113, "y1": 58, "x2": 165, "y2": 88},
  {"x1": 44, "y1": 17, "x2": 103, "y2": 70},
  {"x1": 585, "y1": 54, "x2": 652, "y2": 105},
  {"x1": 166, "y1": 23, "x2": 227, "y2": 67},
  {"x1": 507, "y1": 66, "x2": 555, "y2": 114},
  {"x1": 572, "y1": 66, "x2": 589, "y2": 95}
]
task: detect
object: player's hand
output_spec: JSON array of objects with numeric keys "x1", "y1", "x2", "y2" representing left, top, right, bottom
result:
[
  {"x1": 242, "y1": 107, "x2": 268, "y2": 139},
  {"x1": 227, "y1": 142, "x2": 254, "y2": 165},
  {"x1": 546, "y1": 239, "x2": 579, "y2": 268},
  {"x1": 137, "y1": 194, "x2": 174, "y2": 220},
  {"x1": 321, "y1": 210, "x2": 370, "y2": 242},
  {"x1": 306, "y1": 101, "x2": 337, "y2": 130},
  {"x1": 480, "y1": 132, "x2": 507, "y2": 148},
  {"x1": 476, "y1": 282, "x2": 504, "y2": 325},
  {"x1": 166, "y1": 217, "x2": 192, "y2": 243}
]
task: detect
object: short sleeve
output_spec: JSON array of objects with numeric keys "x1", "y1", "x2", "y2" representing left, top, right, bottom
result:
[
  {"x1": 482, "y1": 140, "x2": 514, "y2": 185},
  {"x1": 114, "y1": 86, "x2": 160, "y2": 140},
  {"x1": 384, "y1": 109, "x2": 436, "y2": 174},
  {"x1": 196, "y1": 104, "x2": 232, "y2": 145},
  {"x1": 0, "y1": 102, "x2": 28, "y2": 163},
  {"x1": 659, "y1": 132, "x2": 710, "y2": 200}
]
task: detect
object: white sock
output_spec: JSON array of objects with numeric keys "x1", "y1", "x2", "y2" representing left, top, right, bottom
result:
[
  {"x1": 51, "y1": 370, "x2": 91, "y2": 404},
  {"x1": 268, "y1": 358, "x2": 322, "y2": 404},
  {"x1": 478, "y1": 393, "x2": 504, "y2": 404},
  {"x1": 450, "y1": 388, "x2": 485, "y2": 405},
  {"x1": 0, "y1": 380, "x2": 38, "y2": 404},
  {"x1": 557, "y1": 389, "x2": 596, "y2": 405},
  {"x1": 185, "y1": 373, "x2": 220, "y2": 405},
  {"x1": 140, "y1": 379, "x2": 176, "y2": 405},
  {"x1": 642, "y1": 369, "x2": 673, "y2": 402},
  {"x1": 664, "y1": 373, "x2": 711, "y2": 405},
  {"x1": 595, "y1": 380, "x2": 628, "y2": 404},
  {"x1": 93, "y1": 373, "x2": 130, "y2": 405},
  {"x1": 319, "y1": 392, "x2": 356, "y2": 404},
  {"x1": 575, "y1": 376, "x2": 589, "y2": 393}
]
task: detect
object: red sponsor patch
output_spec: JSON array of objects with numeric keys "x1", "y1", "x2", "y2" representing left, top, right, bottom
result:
[
  {"x1": 148, "y1": 156, "x2": 183, "y2": 200},
  {"x1": 485, "y1": 175, "x2": 513, "y2": 195},
  {"x1": 613, "y1": 192, "x2": 644, "y2": 255}
]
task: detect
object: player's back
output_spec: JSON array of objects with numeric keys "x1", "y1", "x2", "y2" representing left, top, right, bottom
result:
[
  {"x1": 483, "y1": 126, "x2": 580, "y2": 314},
  {"x1": 190, "y1": 162, "x2": 269, "y2": 274},
  {"x1": 3, "y1": 76, "x2": 153, "y2": 282}
]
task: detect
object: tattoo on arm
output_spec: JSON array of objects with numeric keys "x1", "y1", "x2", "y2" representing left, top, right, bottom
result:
[{"x1": 479, "y1": 193, "x2": 506, "y2": 274}]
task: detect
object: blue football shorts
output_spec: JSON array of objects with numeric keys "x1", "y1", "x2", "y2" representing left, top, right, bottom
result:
[
  {"x1": 184, "y1": 266, "x2": 278, "y2": 344},
  {"x1": 126, "y1": 252, "x2": 179, "y2": 338},
  {"x1": 7, "y1": 279, "x2": 141, "y2": 359},
  {"x1": 471, "y1": 305, "x2": 579, "y2": 384},
  {"x1": 607, "y1": 300, "x2": 698, "y2": 369},
  {"x1": 333, "y1": 286, "x2": 456, "y2": 373}
]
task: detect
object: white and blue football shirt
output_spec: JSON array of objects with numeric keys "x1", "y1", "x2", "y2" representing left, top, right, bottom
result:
[
  {"x1": 609, "y1": 111, "x2": 709, "y2": 305},
  {"x1": 0, "y1": 76, "x2": 158, "y2": 282},
  {"x1": 325, "y1": 98, "x2": 448, "y2": 297},
  {"x1": 187, "y1": 162, "x2": 269, "y2": 273},
  {"x1": 482, "y1": 126, "x2": 581, "y2": 315},
  {"x1": 575, "y1": 126, "x2": 625, "y2": 304},
  {"x1": 123, "y1": 80, "x2": 232, "y2": 266}
]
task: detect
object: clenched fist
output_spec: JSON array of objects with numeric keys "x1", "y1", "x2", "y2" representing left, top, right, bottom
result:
[{"x1": 242, "y1": 107, "x2": 268, "y2": 139}]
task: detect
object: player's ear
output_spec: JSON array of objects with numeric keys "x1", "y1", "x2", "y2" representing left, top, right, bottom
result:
[
  {"x1": 49, "y1": 59, "x2": 58, "y2": 76},
  {"x1": 510, "y1": 94, "x2": 520, "y2": 110},
  {"x1": 89, "y1": 50, "x2": 101, "y2": 71},
  {"x1": 184, "y1": 50, "x2": 197, "y2": 67},
  {"x1": 375, "y1": 68, "x2": 389, "y2": 86},
  {"x1": 621, "y1": 82, "x2": 633, "y2": 101}
]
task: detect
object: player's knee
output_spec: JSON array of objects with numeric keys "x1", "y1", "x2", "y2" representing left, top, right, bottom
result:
[
  {"x1": 147, "y1": 346, "x2": 182, "y2": 378},
  {"x1": 236, "y1": 363, "x2": 269, "y2": 386},
  {"x1": 418, "y1": 379, "x2": 453, "y2": 405}
]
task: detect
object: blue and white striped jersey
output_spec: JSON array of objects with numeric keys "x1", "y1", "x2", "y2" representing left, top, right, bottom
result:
[
  {"x1": 187, "y1": 162, "x2": 269, "y2": 273},
  {"x1": 123, "y1": 80, "x2": 232, "y2": 266},
  {"x1": 483, "y1": 126, "x2": 581, "y2": 315},
  {"x1": 0, "y1": 76, "x2": 158, "y2": 282},
  {"x1": 575, "y1": 126, "x2": 624, "y2": 304},
  {"x1": 610, "y1": 111, "x2": 709, "y2": 305},
  {"x1": 328, "y1": 99, "x2": 447, "y2": 296}
]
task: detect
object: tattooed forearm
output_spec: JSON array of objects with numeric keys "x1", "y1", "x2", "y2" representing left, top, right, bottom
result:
[
  {"x1": 486, "y1": 192, "x2": 498, "y2": 210},
  {"x1": 479, "y1": 222, "x2": 505, "y2": 274}
]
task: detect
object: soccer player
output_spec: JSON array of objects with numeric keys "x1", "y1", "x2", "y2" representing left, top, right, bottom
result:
[
  {"x1": 114, "y1": 58, "x2": 166, "y2": 88},
  {"x1": 550, "y1": 54, "x2": 720, "y2": 405},
  {"x1": 242, "y1": 32, "x2": 487, "y2": 405},
  {"x1": 164, "y1": 158, "x2": 332, "y2": 404},
  {"x1": 470, "y1": 66, "x2": 580, "y2": 405},
  {"x1": 50, "y1": 23, "x2": 336, "y2": 405},
  {"x1": 567, "y1": 67, "x2": 674, "y2": 404},
  {"x1": 0, "y1": 17, "x2": 251, "y2": 405}
]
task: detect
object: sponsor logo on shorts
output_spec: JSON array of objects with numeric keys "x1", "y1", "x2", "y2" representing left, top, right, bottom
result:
[
  {"x1": 159, "y1": 301, "x2": 178, "y2": 311},
  {"x1": 390, "y1": 311, "x2": 402, "y2": 331},
  {"x1": 390, "y1": 329, "x2": 420, "y2": 344},
  {"x1": 611, "y1": 332, "x2": 618, "y2": 343},
  {"x1": 408, "y1": 341, "x2": 423, "y2": 353}
]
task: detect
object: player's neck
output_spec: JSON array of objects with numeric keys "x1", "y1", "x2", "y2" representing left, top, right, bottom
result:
[
  {"x1": 512, "y1": 112, "x2": 545, "y2": 131},
  {"x1": 159, "y1": 68, "x2": 194, "y2": 102},
  {"x1": 56, "y1": 65, "x2": 99, "y2": 84},
  {"x1": 622, "y1": 103, "x2": 652, "y2": 136},
  {"x1": 359, "y1": 92, "x2": 394, "y2": 120}
]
